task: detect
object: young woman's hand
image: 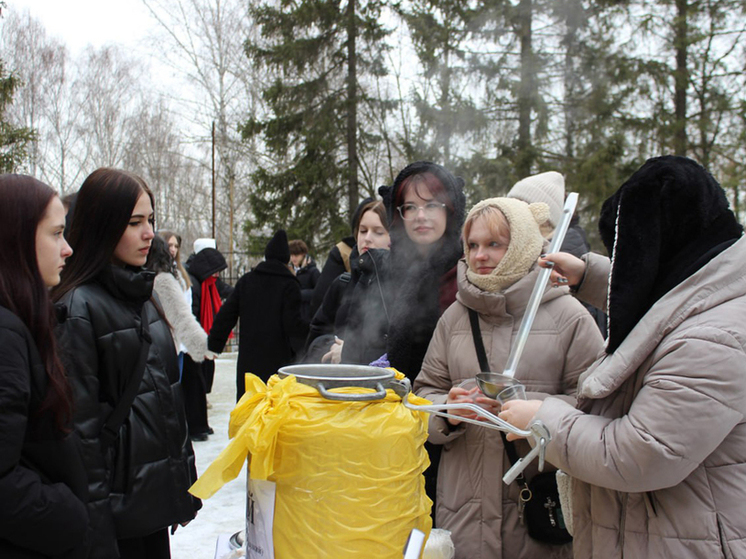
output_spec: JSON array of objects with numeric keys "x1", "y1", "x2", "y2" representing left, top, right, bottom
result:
[
  {"x1": 538, "y1": 252, "x2": 586, "y2": 289},
  {"x1": 498, "y1": 400, "x2": 543, "y2": 441},
  {"x1": 446, "y1": 386, "x2": 481, "y2": 425},
  {"x1": 321, "y1": 337, "x2": 344, "y2": 364}
]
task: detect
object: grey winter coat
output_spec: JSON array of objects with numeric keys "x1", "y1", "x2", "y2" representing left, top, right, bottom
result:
[
  {"x1": 414, "y1": 260, "x2": 604, "y2": 559},
  {"x1": 534, "y1": 236, "x2": 746, "y2": 558}
]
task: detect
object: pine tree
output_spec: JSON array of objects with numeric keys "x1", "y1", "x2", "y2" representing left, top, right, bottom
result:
[
  {"x1": 242, "y1": 0, "x2": 392, "y2": 251},
  {"x1": 397, "y1": 0, "x2": 486, "y2": 168},
  {"x1": 0, "y1": 60, "x2": 35, "y2": 173}
]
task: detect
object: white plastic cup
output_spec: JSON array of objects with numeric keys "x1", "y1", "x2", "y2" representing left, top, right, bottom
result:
[{"x1": 495, "y1": 383, "x2": 526, "y2": 404}]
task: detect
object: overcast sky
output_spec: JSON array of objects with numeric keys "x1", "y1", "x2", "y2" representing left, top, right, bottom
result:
[{"x1": 4, "y1": 0, "x2": 157, "y2": 55}]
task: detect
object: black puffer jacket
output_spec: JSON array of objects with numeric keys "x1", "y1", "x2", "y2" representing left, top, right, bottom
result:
[
  {"x1": 0, "y1": 306, "x2": 89, "y2": 559},
  {"x1": 56, "y1": 266, "x2": 201, "y2": 558},
  {"x1": 339, "y1": 248, "x2": 391, "y2": 365},
  {"x1": 309, "y1": 237, "x2": 354, "y2": 318}
]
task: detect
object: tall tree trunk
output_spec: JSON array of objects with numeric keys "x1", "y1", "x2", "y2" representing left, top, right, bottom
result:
[
  {"x1": 673, "y1": 0, "x2": 688, "y2": 155},
  {"x1": 346, "y1": 0, "x2": 359, "y2": 223},
  {"x1": 437, "y1": 47, "x2": 452, "y2": 167},
  {"x1": 516, "y1": 0, "x2": 534, "y2": 177},
  {"x1": 563, "y1": 0, "x2": 581, "y2": 160}
]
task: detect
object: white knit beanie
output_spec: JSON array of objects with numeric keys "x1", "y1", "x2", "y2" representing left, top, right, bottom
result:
[
  {"x1": 464, "y1": 197, "x2": 550, "y2": 293},
  {"x1": 193, "y1": 238, "x2": 217, "y2": 254},
  {"x1": 507, "y1": 171, "x2": 565, "y2": 235}
]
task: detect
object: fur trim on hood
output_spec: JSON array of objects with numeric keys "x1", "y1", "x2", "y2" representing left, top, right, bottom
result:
[{"x1": 599, "y1": 155, "x2": 743, "y2": 353}]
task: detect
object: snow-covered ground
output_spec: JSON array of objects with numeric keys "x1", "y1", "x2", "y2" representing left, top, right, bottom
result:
[{"x1": 170, "y1": 354, "x2": 246, "y2": 559}]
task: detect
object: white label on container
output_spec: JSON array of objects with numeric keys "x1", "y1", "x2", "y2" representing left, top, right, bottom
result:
[{"x1": 246, "y1": 478, "x2": 276, "y2": 559}]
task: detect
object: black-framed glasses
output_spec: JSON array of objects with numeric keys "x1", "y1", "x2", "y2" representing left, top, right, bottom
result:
[{"x1": 396, "y1": 202, "x2": 447, "y2": 220}]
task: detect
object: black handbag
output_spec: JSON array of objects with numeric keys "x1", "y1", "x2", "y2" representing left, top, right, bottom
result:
[{"x1": 468, "y1": 308, "x2": 572, "y2": 545}]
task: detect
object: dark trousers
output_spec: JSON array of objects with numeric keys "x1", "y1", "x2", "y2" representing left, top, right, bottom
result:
[
  {"x1": 118, "y1": 528, "x2": 170, "y2": 559},
  {"x1": 424, "y1": 441, "x2": 441, "y2": 524},
  {"x1": 203, "y1": 359, "x2": 215, "y2": 393},
  {"x1": 181, "y1": 354, "x2": 210, "y2": 436}
]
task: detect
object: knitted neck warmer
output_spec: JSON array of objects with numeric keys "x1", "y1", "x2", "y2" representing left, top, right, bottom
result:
[{"x1": 464, "y1": 197, "x2": 550, "y2": 293}]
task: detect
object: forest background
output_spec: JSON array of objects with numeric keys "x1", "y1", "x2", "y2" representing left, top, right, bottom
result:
[{"x1": 2, "y1": 0, "x2": 745, "y2": 278}]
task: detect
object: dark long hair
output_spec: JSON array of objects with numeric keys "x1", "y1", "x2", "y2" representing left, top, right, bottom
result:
[
  {"x1": 158, "y1": 229, "x2": 191, "y2": 288},
  {"x1": 52, "y1": 168, "x2": 154, "y2": 300},
  {"x1": 0, "y1": 174, "x2": 72, "y2": 430},
  {"x1": 146, "y1": 234, "x2": 177, "y2": 277}
]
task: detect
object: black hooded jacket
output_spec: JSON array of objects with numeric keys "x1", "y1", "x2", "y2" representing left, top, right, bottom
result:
[
  {"x1": 0, "y1": 306, "x2": 89, "y2": 559},
  {"x1": 185, "y1": 248, "x2": 233, "y2": 318},
  {"x1": 208, "y1": 231, "x2": 309, "y2": 399},
  {"x1": 55, "y1": 265, "x2": 201, "y2": 558},
  {"x1": 378, "y1": 161, "x2": 466, "y2": 381}
]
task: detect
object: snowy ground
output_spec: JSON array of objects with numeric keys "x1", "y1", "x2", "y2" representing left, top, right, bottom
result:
[{"x1": 170, "y1": 354, "x2": 246, "y2": 559}]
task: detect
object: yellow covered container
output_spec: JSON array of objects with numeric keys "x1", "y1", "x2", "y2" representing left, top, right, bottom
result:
[{"x1": 190, "y1": 365, "x2": 433, "y2": 558}]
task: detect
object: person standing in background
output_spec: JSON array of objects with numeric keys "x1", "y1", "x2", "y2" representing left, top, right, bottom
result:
[
  {"x1": 289, "y1": 239, "x2": 320, "y2": 325},
  {"x1": 183, "y1": 240, "x2": 233, "y2": 439},
  {"x1": 146, "y1": 234, "x2": 215, "y2": 387},
  {"x1": 159, "y1": 230, "x2": 194, "y2": 377},
  {"x1": 208, "y1": 230, "x2": 308, "y2": 400}
]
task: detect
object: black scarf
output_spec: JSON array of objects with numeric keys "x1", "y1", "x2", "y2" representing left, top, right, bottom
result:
[{"x1": 599, "y1": 155, "x2": 742, "y2": 354}]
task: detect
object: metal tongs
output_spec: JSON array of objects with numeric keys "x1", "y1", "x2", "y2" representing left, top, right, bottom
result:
[{"x1": 400, "y1": 384, "x2": 551, "y2": 484}]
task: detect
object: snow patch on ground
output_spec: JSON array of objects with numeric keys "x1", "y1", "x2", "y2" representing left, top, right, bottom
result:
[{"x1": 171, "y1": 355, "x2": 246, "y2": 559}]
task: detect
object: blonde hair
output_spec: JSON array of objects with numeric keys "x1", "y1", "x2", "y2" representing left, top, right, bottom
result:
[{"x1": 463, "y1": 204, "x2": 511, "y2": 248}]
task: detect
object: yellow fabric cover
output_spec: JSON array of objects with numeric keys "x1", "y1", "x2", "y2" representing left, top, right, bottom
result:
[{"x1": 190, "y1": 370, "x2": 433, "y2": 558}]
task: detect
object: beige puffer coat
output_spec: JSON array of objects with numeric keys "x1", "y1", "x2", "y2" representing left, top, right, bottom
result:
[
  {"x1": 534, "y1": 235, "x2": 746, "y2": 558},
  {"x1": 414, "y1": 260, "x2": 604, "y2": 559}
]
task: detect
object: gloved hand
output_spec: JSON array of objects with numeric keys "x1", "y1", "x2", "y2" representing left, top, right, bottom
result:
[{"x1": 369, "y1": 353, "x2": 390, "y2": 368}]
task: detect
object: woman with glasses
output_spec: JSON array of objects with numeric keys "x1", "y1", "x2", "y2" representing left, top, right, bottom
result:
[
  {"x1": 378, "y1": 161, "x2": 466, "y2": 380},
  {"x1": 52, "y1": 168, "x2": 201, "y2": 559},
  {"x1": 376, "y1": 161, "x2": 467, "y2": 518}
]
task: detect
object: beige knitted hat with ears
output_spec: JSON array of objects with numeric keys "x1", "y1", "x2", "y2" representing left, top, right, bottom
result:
[
  {"x1": 507, "y1": 171, "x2": 565, "y2": 237},
  {"x1": 464, "y1": 197, "x2": 551, "y2": 293}
]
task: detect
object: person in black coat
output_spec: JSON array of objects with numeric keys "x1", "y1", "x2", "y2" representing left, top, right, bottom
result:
[
  {"x1": 0, "y1": 175, "x2": 89, "y2": 559},
  {"x1": 208, "y1": 230, "x2": 309, "y2": 400},
  {"x1": 52, "y1": 168, "x2": 201, "y2": 559}
]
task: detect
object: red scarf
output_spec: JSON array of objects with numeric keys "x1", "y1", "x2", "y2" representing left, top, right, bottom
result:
[{"x1": 200, "y1": 276, "x2": 223, "y2": 333}]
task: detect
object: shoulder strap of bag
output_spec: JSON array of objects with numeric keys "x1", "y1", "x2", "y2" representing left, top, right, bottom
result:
[
  {"x1": 100, "y1": 306, "x2": 152, "y2": 449},
  {"x1": 467, "y1": 308, "x2": 525, "y2": 484}
]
